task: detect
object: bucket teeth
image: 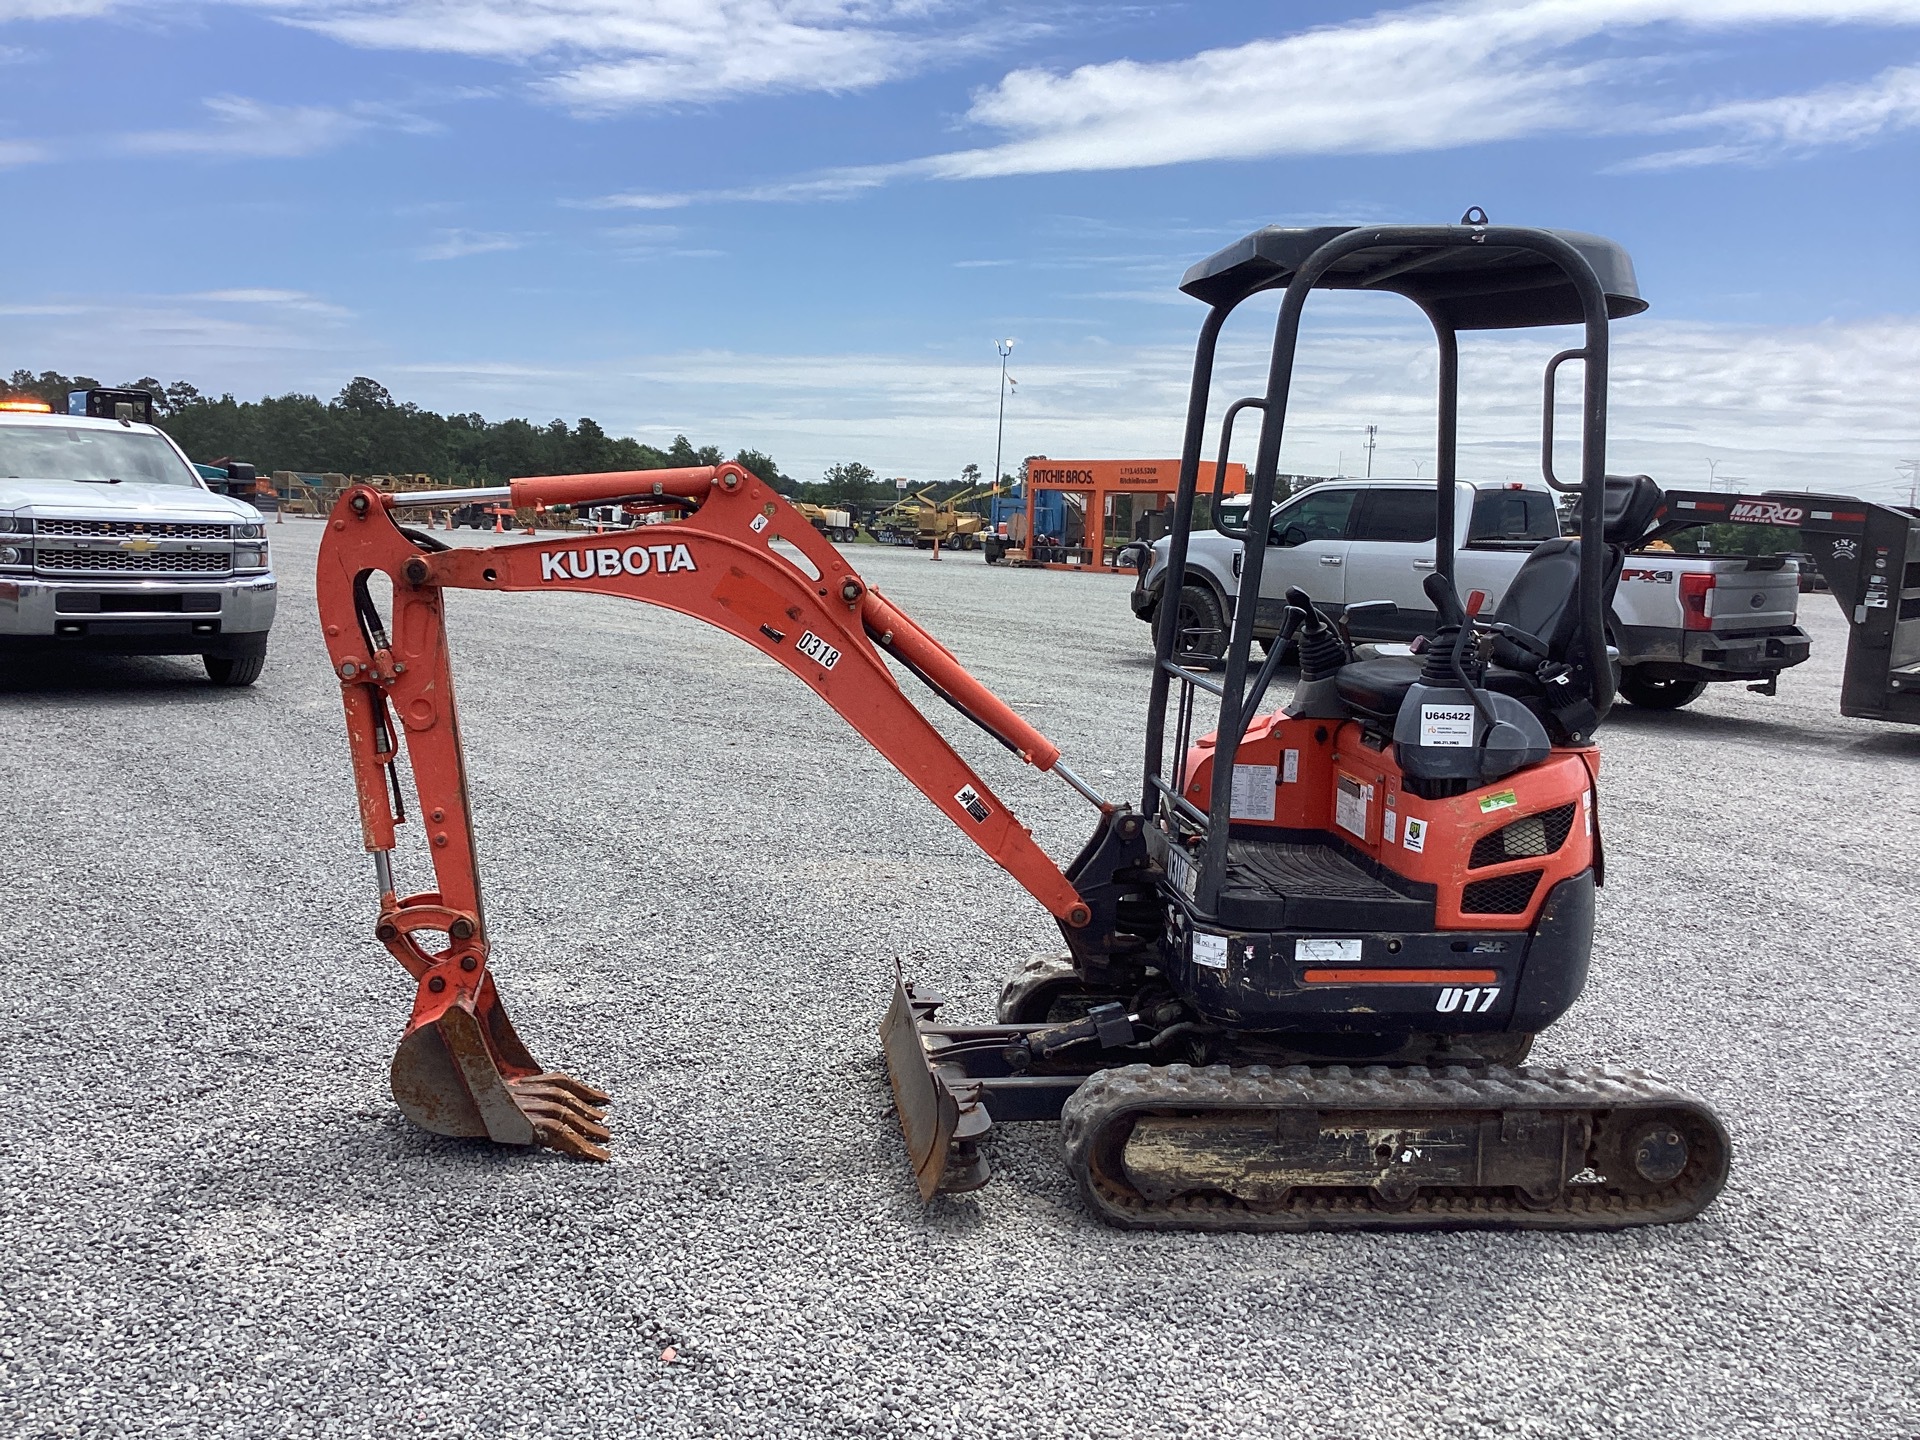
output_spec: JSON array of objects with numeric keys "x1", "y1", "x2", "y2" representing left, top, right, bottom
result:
[{"x1": 509, "y1": 1074, "x2": 614, "y2": 1162}]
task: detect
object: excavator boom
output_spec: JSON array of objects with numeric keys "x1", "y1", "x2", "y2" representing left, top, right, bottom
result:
[{"x1": 317, "y1": 463, "x2": 1091, "y2": 1159}]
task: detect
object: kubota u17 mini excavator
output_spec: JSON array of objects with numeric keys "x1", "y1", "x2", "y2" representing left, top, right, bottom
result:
[{"x1": 318, "y1": 216, "x2": 1730, "y2": 1232}]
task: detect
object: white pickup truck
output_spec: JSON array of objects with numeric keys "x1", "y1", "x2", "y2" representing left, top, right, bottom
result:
[
  {"x1": 0, "y1": 391, "x2": 276, "y2": 684},
  {"x1": 1130, "y1": 478, "x2": 1810, "y2": 709}
]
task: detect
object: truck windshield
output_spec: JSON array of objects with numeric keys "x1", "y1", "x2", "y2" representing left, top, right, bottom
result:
[{"x1": 0, "y1": 426, "x2": 201, "y2": 487}]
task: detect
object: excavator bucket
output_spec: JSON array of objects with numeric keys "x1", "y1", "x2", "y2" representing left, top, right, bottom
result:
[{"x1": 389, "y1": 975, "x2": 613, "y2": 1161}]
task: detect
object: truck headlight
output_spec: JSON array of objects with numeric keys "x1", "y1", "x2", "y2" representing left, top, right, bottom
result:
[
  {"x1": 232, "y1": 541, "x2": 269, "y2": 572},
  {"x1": 0, "y1": 543, "x2": 27, "y2": 567},
  {"x1": 0, "y1": 516, "x2": 18, "y2": 534},
  {"x1": 233, "y1": 522, "x2": 265, "y2": 539}
]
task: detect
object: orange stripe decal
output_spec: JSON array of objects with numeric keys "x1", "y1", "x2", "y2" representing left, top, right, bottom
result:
[{"x1": 1301, "y1": 968, "x2": 1499, "y2": 985}]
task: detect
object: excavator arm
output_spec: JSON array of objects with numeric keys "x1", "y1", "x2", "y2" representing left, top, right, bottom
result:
[{"x1": 316, "y1": 462, "x2": 1095, "y2": 1160}]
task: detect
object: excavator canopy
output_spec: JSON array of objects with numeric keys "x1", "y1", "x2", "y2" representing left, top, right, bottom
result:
[{"x1": 1179, "y1": 223, "x2": 1648, "y2": 329}]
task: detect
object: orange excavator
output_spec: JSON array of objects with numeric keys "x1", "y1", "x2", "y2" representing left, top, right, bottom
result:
[{"x1": 319, "y1": 217, "x2": 1730, "y2": 1230}]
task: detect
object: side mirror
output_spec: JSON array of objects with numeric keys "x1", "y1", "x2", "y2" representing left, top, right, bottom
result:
[{"x1": 1275, "y1": 523, "x2": 1308, "y2": 547}]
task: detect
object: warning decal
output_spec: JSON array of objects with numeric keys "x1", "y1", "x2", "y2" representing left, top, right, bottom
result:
[
  {"x1": 1230, "y1": 764, "x2": 1277, "y2": 821},
  {"x1": 1334, "y1": 773, "x2": 1372, "y2": 840}
]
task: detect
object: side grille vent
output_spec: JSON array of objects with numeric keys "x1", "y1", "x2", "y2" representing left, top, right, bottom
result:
[
  {"x1": 1470, "y1": 803, "x2": 1576, "y2": 869},
  {"x1": 1460, "y1": 870, "x2": 1543, "y2": 916}
]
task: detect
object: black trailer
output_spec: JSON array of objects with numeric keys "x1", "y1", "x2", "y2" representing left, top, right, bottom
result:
[{"x1": 1650, "y1": 490, "x2": 1920, "y2": 725}]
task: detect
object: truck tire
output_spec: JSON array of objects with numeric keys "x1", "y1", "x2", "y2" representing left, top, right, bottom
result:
[
  {"x1": 1175, "y1": 583, "x2": 1227, "y2": 661},
  {"x1": 204, "y1": 648, "x2": 266, "y2": 687},
  {"x1": 1618, "y1": 669, "x2": 1706, "y2": 710}
]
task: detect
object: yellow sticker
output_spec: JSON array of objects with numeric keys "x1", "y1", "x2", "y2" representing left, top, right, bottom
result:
[{"x1": 1478, "y1": 789, "x2": 1519, "y2": 814}]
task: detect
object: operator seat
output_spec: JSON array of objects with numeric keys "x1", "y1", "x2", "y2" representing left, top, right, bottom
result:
[{"x1": 1332, "y1": 475, "x2": 1666, "y2": 737}]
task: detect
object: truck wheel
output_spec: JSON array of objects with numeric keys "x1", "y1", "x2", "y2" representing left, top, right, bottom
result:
[
  {"x1": 1175, "y1": 583, "x2": 1227, "y2": 661},
  {"x1": 1618, "y1": 670, "x2": 1706, "y2": 710},
  {"x1": 204, "y1": 648, "x2": 266, "y2": 687}
]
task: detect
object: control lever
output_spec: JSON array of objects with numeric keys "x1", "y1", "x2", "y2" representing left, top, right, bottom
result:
[
  {"x1": 1422, "y1": 571, "x2": 1469, "y2": 629},
  {"x1": 1285, "y1": 586, "x2": 1332, "y2": 632}
]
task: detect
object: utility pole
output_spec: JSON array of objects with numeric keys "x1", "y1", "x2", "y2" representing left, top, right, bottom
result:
[
  {"x1": 993, "y1": 339, "x2": 1015, "y2": 492},
  {"x1": 1900, "y1": 459, "x2": 1918, "y2": 508},
  {"x1": 1364, "y1": 425, "x2": 1377, "y2": 478}
]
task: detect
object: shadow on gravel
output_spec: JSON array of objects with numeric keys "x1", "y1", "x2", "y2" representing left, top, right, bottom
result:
[
  {"x1": 1845, "y1": 730, "x2": 1920, "y2": 759},
  {"x1": 0, "y1": 649, "x2": 228, "y2": 697},
  {"x1": 1603, "y1": 705, "x2": 1850, "y2": 750}
]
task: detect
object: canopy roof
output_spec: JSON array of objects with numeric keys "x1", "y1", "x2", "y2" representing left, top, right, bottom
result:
[{"x1": 1179, "y1": 225, "x2": 1646, "y2": 330}]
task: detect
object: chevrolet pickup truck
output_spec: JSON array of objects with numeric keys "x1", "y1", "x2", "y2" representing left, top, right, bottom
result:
[
  {"x1": 1131, "y1": 478, "x2": 1809, "y2": 709},
  {"x1": 0, "y1": 390, "x2": 276, "y2": 685}
]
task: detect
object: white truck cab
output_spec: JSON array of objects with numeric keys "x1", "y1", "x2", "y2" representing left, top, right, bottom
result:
[{"x1": 0, "y1": 390, "x2": 277, "y2": 684}]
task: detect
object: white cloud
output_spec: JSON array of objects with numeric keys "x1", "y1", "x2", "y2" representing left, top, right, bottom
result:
[
  {"x1": 322, "y1": 312, "x2": 1920, "y2": 501},
  {"x1": 187, "y1": 288, "x2": 354, "y2": 317},
  {"x1": 0, "y1": 0, "x2": 118, "y2": 16},
  {"x1": 1616, "y1": 61, "x2": 1920, "y2": 169},
  {"x1": 6, "y1": 281, "x2": 1913, "y2": 497},
  {"x1": 122, "y1": 95, "x2": 435, "y2": 158},
  {"x1": 272, "y1": 0, "x2": 1028, "y2": 110},
  {"x1": 581, "y1": 0, "x2": 1920, "y2": 206},
  {"x1": 0, "y1": 291, "x2": 367, "y2": 389},
  {"x1": 931, "y1": 0, "x2": 1920, "y2": 180},
  {"x1": 414, "y1": 228, "x2": 526, "y2": 261},
  {"x1": 587, "y1": 165, "x2": 908, "y2": 209},
  {"x1": 0, "y1": 137, "x2": 46, "y2": 166}
]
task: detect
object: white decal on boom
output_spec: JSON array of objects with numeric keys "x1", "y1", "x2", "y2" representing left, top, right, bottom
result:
[{"x1": 539, "y1": 543, "x2": 698, "y2": 582}]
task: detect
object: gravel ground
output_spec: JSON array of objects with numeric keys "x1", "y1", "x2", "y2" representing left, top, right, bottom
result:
[{"x1": 2, "y1": 521, "x2": 1916, "y2": 1440}]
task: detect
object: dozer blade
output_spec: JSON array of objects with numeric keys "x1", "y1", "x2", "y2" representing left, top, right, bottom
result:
[
  {"x1": 390, "y1": 976, "x2": 612, "y2": 1161},
  {"x1": 880, "y1": 975, "x2": 991, "y2": 1199}
]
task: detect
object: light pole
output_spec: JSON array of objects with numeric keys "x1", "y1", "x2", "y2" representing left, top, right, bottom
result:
[
  {"x1": 1364, "y1": 424, "x2": 1377, "y2": 478},
  {"x1": 993, "y1": 338, "x2": 1015, "y2": 494}
]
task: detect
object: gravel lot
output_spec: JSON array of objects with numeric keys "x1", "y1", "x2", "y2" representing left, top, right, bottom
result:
[{"x1": 3, "y1": 521, "x2": 1916, "y2": 1440}]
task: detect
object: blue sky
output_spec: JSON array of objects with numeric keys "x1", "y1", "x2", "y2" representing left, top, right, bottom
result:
[{"x1": 2, "y1": 0, "x2": 1917, "y2": 497}]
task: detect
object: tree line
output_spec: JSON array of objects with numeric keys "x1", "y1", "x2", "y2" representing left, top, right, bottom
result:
[{"x1": 2, "y1": 368, "x2": 967, "y2": 509}]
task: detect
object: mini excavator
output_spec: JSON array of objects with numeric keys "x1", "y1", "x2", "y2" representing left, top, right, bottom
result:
[{"x1": 319, "y1": 217, "x2": 1731, "y2": 1231}]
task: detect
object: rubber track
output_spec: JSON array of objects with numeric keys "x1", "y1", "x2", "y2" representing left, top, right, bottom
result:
[{"x1": 1060, "y1": 1061, "x2": 1730, "y2": 1232}]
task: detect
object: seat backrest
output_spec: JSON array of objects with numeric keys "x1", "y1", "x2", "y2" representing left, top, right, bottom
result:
[
  {"x1": 1489, "y1": 474, "x2": 1664, "y2": 668},
  {"x1": 1491, "y1": 537, "x2": 1589, "y2": 665}
]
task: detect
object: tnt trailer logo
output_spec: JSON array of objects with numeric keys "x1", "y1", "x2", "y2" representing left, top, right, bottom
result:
[{"x1": 540, "y1": 543, "x2": 697, "y2": 581}]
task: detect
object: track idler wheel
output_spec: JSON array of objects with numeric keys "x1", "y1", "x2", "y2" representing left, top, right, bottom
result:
[{"x1": 390, "y1": 973, "x2": 612, "y2": 1161}]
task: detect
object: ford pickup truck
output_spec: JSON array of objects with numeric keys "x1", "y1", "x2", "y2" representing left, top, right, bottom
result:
[
  {"x1": 1130, "y1": 477, "x2": 1809, "y2": 709},
  {"x1": 0, "y1": 390, "x2": 276, "y2": 685}
]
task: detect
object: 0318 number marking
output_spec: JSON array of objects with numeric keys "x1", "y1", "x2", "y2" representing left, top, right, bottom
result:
[{"x1": 796, "y1": 630, "x2": 841, "y2": 670}]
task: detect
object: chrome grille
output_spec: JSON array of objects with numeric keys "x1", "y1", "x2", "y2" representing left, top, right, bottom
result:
[
  {"x1": 33, "y1": 518, "x2": 231, "y2": 540},
  {"x1": 35, "y1": 548, "x2": 232, "y2": 575}
]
